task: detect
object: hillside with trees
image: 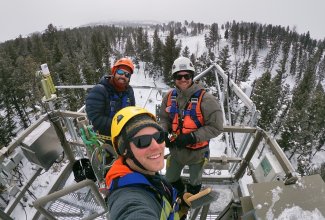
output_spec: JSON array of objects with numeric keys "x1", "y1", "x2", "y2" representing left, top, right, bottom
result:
[{"x1": 0, "y1": 20, "x2": 324, "y2": 177}]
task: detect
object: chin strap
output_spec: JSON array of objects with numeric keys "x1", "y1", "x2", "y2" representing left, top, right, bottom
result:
[{"x1": 125, "y1": 158, "x2": 155, "y2": 176}]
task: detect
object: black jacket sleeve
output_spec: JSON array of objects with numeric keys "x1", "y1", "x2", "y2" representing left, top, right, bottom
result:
[
  {"x1": 108, "y1": 187, "x2": 162, "y2": 220},
  {"x1": 85, "y1": 84, "x2": 112, "y2": 136}
]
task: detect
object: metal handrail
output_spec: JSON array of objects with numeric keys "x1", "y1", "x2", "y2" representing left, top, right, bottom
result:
[
  {"x1": 194, "y1": 63, "x2": 261, "y2": 172},
  {"x1": 33, "y1": 179, "x2": 108, "y2": 220},
  {"x1": 2, "y1": 64, "x2": 299, "y2": 220},
  {"x1": 183, "y1": 125, "x2": 296, "y2": 185}
]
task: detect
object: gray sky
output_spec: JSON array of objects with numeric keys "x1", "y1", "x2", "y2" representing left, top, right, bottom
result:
[{"x1": 1, "y1": 0, "x2": 325, "y2": 42}]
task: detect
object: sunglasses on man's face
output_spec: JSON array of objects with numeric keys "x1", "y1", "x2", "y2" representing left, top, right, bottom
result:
[
  {"x1": 130, "y1": 131, "x2": 166, "y2": 149},
  {"x1": 116, "y1": 69, "x2": 131, "y2": 78},
  {"x1": 174, "y1": 73, "x2": 192, "y2": 80}
]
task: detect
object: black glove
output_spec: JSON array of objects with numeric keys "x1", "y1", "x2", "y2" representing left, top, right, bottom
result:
[
  {"x1": 177, "y1": 192, "x2": 192, "y2": 218},
  {"x1": 165, "y1": 136, "x2": 174, "y2": 148},
  {"x1": 175, "y1": 133, "x2": 196, "y2": 148}
]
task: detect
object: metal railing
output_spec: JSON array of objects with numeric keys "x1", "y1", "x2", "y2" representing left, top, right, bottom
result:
[
  {"x1": 33, "y1": 179, "x2": 108, "y2": 220},
  {"x1": 0, "y1": 64, "x2": 298, "y2": 220}
]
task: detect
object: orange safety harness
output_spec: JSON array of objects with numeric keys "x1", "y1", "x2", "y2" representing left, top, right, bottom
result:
[{"x1": 166, "y1": 89, "x2": 209, "y2": 150}]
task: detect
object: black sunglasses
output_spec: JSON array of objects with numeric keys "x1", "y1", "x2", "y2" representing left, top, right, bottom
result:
[
  {"x1": 130, "y1": 131, "x2": 166, "y2": 149},
  {"x1": 174, "y1": 73, "x2": 192, "y2": 80},
  {"x1": 116, "y1": 69, "x2": 131, "y2": 78}
]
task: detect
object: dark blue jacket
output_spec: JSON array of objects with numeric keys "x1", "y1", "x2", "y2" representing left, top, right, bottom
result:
[{"x1": 85, "y1": 76, "x2": 135, "y2": 137}]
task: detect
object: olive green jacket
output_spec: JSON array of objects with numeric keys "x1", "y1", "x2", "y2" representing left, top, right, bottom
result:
[{"x1": 159, "y1": 82, "x2": 223, "y2": 143}]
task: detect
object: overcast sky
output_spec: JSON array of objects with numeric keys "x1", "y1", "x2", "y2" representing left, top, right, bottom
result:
[{"x1": 1, "y1": 0, "x2": 325, "y2": 42}]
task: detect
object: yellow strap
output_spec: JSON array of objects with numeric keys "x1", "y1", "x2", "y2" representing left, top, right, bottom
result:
[{"x1": 96, "y1": 132, "x2": 111, "y2": 141}]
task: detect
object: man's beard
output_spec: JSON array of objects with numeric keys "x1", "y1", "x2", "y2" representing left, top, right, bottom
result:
[{"x1": 110, "y1": 77, "x2": 128, "y2": 91}]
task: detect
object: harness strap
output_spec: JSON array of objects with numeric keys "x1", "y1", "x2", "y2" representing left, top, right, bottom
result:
[
  {"x1": 171, "y1": 187, "x2": 179, "y2": 215},
  {"x1": 169, "y1": 90, "x2": 178, "y2": 121},
  {"x1": 109, "y1": 172, "x2": 179, "y2": 219},
  {"x1": 110, "y1": 172, "x2": 151, "y2": 190},
  {"x1": 183, "y1": 90, "x2": 203, "y2": 128},
  {"x1": 170, "y1": 89, "x2": 204, "y2": 129},
  {"x1": 96, "y1": 133, "x2": 111, "y2": 141},
  {"x1": 109, "y1": 92, "x2": 130, "y2": 118},
  {"x1": 109, "y1": 94, "x2": 118, "y2": 118}
]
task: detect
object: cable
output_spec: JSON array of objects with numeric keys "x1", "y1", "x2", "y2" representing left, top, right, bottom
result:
[
  {"x1": 26, "y1": 189, "x2": 37, "y2": 200},
  {"x1": 16, "y1": 163, "x2": 28, "y2": 180},
  {"x1": 19, "y1": 201, "x2": 28, "y2": 220},
  {"x1": 12, "y1": 167, "x2": 23, "y2": 186},
  {"x1": 0, "y1": 176, "x2": 22, "y2": 185},
  {"x1": 0, "y1": 194, "x2": 9, "y2": 206}
]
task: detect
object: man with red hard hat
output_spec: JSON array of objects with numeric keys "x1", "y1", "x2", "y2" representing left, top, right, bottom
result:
[{"x1": 86, "y1": 57, "x2": 136, "y2": 145}]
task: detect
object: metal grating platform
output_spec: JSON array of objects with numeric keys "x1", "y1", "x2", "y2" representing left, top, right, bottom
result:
[{"x1": 34, "y1": 179, "x2": 108, "y2": 220}]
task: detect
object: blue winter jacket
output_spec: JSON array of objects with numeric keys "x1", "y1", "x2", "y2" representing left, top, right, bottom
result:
[{"x1": 85, "y1": 76, "x2": 135, "y2": 138}]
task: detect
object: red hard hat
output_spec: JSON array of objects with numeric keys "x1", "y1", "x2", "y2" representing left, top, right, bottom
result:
[{"x1": 111, "y1": 58, "x2": 134, "y2": 74}]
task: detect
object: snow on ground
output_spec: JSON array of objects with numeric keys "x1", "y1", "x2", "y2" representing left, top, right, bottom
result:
[
  {"x1": 178, "y1": 33, "x2": 208, "y2": 58},
  {"x1": 275, "y1": 207, "x2": 325, "y2": 220},
  {"x1": 8, "y1": 150, "x2": 71, "y2": 220},
  {"x1": 7, "y1": 60, "x2": 325, "y2": 220},
  {"x1": 7, "y1": 30, "x2": 325, "y2": 219}
]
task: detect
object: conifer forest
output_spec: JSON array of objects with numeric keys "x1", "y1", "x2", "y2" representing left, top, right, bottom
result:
[{"x1": 0, "y1": 21, "x2": 325, "y2": 178}]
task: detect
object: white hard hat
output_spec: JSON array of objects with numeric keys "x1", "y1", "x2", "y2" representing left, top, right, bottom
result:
[{"x1": 171, "y1": 57, "x2": 195, "y2": 75}]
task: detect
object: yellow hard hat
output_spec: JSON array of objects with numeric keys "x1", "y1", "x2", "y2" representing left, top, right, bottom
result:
[{"x1": 111, "y1": 106, "x2": 159, "y2": 155}]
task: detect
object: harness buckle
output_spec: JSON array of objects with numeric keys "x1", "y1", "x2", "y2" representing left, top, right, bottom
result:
[
  {"x1": 169, "y1": 133, "x2": 178, "y2": 139},
  {"x1": 191, "y1": 97, "x2": 198, "y2": 103},
  {"x1": 173, "y1": 197, "x2": 181, "y2": 211}
]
